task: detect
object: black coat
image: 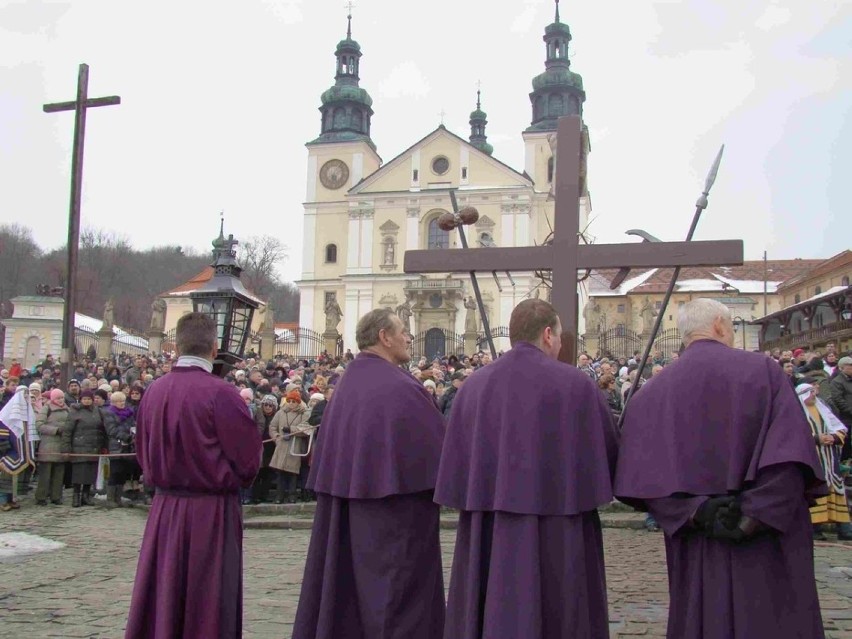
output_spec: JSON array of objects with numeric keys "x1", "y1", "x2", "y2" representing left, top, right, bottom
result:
[
  {"x1": 62, "y1": 404, "x2": 107, "y2": 463},
  {"x1": 102, "y1": 408, "x2": 136, "y2": 454}
]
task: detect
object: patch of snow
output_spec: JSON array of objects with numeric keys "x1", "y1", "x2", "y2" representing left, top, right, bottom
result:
[{"x1": 0, "y1": 532, "x2": 65, "y2": 563}]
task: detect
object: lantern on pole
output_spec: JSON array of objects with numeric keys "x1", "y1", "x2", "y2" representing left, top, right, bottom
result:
[{"x1": 190, "y1": 223, "x2": 260, "y2": 376}]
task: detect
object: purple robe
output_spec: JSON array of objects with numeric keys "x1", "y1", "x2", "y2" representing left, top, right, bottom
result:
[
  {"x1": 614, "y1": 339, "x2": 827, "y2": 638},
  {"x1": 435, "y1": 342, "x2": 618, "y2": 639},
  {"x1": 125, "y1": 366, "x2": 262, "y2": 639},
  {"x1": 293, "y1": 352, "x2": 446, "y2": 639}
]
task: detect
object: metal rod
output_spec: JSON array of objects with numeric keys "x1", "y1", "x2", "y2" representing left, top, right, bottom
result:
[
  {"x1": 61, "y1": 63, "x2": 90, "y2": 388},
  {"x1": 450, "y1": 190, "x2": 497, "y2": 359},
  {"x1": 618, "y1": 145, "x2": 724, "y2": 429}
]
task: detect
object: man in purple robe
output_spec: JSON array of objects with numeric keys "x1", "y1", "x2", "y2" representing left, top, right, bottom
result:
[
  {"x1": 125, "y1": 313, "x2": 262, "y2": 639},
  {"x1": 436, "y1": 299, "x2": 618, "y2": 638},
  {"x1": 293, "y1": 308, "x2": 446, "y2": 639},
  {"x1": 615, "y1": 298, "x2": 827, "y2": 638}
]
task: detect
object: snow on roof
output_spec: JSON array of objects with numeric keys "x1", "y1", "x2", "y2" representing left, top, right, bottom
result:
[
  {"x1": 75, "y1": 313, "x2": 148, "y2": 349},
  {"x1": 711, "y1": 274, "x2": 782, "y2": 294},
  {"x1": 590, "y1": 268, "x2": 660, "y2": 296},
  {"x1": 799, "y1": 285, "x2": 847, "y2": 306}
]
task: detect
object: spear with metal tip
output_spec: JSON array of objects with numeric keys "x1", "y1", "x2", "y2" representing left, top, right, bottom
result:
[{"x1": 618, "y1": 145, "x2": 725, "y2": 429}]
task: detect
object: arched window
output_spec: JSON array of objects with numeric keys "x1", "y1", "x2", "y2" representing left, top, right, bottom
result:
[
  {"x1": 427, "y1": 217, "x2": 449, "y2": 250},
  {"x1": 325, "y1": 244, "x2": 338, "y2": 263},
  {"x1": 842, "y1": 276, "x2": 850, "y2": 287},
  {"x1": 547, "y1": 156, "x2": 554, "y2": 183},
  {"x1": 814, "y1": 286, "x2": 822, "y2": 295},
  {"x1": 548, "y1": 94, "x2": 564, "y2": 118},
  {"x1": 351, "y1": 108, "x2": 362, "y2": 132}
]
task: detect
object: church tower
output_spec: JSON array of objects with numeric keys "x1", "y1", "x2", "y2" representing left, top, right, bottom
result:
[
  {"x1": 299, "y1": 10, "x2": 382, "y2": 334},
  {"x1": 468, "y1": 89, "x2": 493, "y2": 156},
  {"x1": 522, "y1": 0, "x2": 587, "y2": 193}
]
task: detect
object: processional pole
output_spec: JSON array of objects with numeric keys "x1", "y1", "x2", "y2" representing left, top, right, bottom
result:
[
  {"x1": 439, "y1": 190, "x2": 498, "y2": 359},
  {"x1": 618, "y1": 145, "x2": 725, "y2": 429}
]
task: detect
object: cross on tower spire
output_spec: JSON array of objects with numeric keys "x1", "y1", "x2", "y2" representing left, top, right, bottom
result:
[
  {"x1": 345, "y1": 1, "x2": 355, "y2": 38},
  {"x1": 555, "y1": 0, "x2": 560, "y2": 22}
]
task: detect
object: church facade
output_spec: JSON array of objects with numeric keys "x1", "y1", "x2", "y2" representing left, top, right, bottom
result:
[{"x1": 296, "y1": 5, "x2": 591, "y2": 357}]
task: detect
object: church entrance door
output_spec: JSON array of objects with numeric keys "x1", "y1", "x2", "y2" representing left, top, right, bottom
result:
[
  {"x1": 424, "y1": 328, "x2": 446, "y2": 361},
  {"x1": 24, "y1": 335, "x2": 41, "y2": 369}
]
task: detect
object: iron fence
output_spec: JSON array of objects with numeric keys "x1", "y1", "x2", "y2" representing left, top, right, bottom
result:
[
  {"x1": 411, "y1": 329, "x2": 466, "y2": 361},
  {"x1": 274, "y1": 327, "x2": 327, "y2": 360},
  {"x1": 599, "y1": 326, "x2": 643, "y2": 360}
]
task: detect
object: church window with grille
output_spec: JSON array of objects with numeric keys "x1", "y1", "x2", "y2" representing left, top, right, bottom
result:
[
  {"x1": 427, "y1": 217, "x2": 449, "y2": 250},
  {"x1": 547, "y1": 157, "x2": 554, "y2": 183},
  {"x1": 325, "y1": 243, "x2": 338, "y2": 263}
]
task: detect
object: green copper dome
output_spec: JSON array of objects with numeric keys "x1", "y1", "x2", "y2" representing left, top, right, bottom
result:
[
  {"x1": 532, "y1": 68, "x2": 584, "y2": 92},
  {"x1": 310, "y1": 12, "x2": 375, "y2": 148},
  {"x1": 469, "y1": 89, "x2": 493, "y2": 156},
  {"x1": 544, "y1": 21, "x2": 571, "y2": 38},
  {"x1": 321, "y1": 85, "x2": 373, "y2": 108}
]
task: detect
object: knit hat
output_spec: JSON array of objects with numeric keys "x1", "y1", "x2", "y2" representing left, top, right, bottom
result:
[
  {"x1": 95, "y1": 389, "x2": 110, "y2": 402},
  {"x1": 285, "y1": 390, "x2": 302, "y2": 403},
  {"x1": 261, "y1": 394, "x2": 278, "y2": 406},
  {"x1": 80, "y1": 389, "x2": 95, "y2": 400},
  {"x1": 793, "y1": 348, "x2": 805, "y2": 358},
  {"x1": 49, "y1": 389, "x2": 65, "y2": 404},
  {"x1": 28, "y1": 382, "x2": 42, "y2": 392},
  {"x1": 838, "y1": 356, "x2": 852, "y2": 367},
  {"x1": 423, "y1": 379, "x2": 436, "y2": 389},
  {"x1": 67, "y1": 379, "x2": 80, "y2": 388},
  {"x1": 98, "y1": 384, "x2": 112, "y2": 393},
  {"x1": 309, "y1": 392, "x2": 324, "y2": 403},
  {"x1": 239, "y1": 388, "x2": 254, "y2": 401}
]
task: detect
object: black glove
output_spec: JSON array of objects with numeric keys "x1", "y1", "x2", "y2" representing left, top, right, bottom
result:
[{"x1": 693, "y1": 496, "x2": 736, "y2": 536}]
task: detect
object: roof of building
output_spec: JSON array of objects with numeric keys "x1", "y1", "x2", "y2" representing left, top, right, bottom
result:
[
  {"x1": 160, "y1": 266, "x2": 264, "y2": 305},
  {"x1": 776, "y1": 250, "x2": 852, "y2": 291},
  {"x1": 587, "y1": 259, "x2": 822, "y2": 297},
  {"x1": 75, "y1": 313, "x2": 148, "y2": 349},
  {"x1": 751, "y1": 284, "x2": 852, "y2": 324}
]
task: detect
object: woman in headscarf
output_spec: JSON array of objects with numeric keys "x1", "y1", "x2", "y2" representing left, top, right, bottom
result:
[
  {"x1": 62, "y1": 389, "x2": 107, "y2": 508},
  {"x1": 102, "y1": 391, "x2": 136, "y2": 508},
  {"x1": 34, "y1": 389, "x2": 70, "y2": 505},
  {"x1": 249, "y1": 395, "x2": 279, "y2": 504},
  {"x1": 796, "y1": 383, "x2": 850, "y2": 540}
]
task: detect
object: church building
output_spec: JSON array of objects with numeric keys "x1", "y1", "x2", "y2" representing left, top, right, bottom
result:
[{"x1": 297, "y1": 3, "x2": 591, "y2": 357}]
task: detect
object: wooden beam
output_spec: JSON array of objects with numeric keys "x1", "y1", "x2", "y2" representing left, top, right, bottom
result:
[{"x1": 404, "y1": 239, "x2": 744, "y2": 274}]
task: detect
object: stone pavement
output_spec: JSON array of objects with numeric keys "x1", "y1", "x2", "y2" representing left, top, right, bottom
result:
[{"x1": 0, "y1": 498, "x2": 850, "y2": 638}]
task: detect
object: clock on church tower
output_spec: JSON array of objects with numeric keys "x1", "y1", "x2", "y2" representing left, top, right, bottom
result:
[{"x1": 320, "y1": 159, "x2": 350, "y2": 190}]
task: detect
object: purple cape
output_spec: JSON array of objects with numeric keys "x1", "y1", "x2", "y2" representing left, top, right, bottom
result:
[
  {"x1": 125, "y1": 367, "x2": 262, "y2": 639},
  {"x1": 614, "y1": 341, "x2": 826, "y2": 639},
  {"x1": 435, "y1": 342, "x2": 617, "y2": 639},
  {"x1": 307, "y1": 352, "x2": 445, "y2": 498},
  {"x1": 435, "y1": 341, "x2": 618, "y2": 515},
  {"x1": 614, "y1": 339, "x2": 825, "y2": 501}
]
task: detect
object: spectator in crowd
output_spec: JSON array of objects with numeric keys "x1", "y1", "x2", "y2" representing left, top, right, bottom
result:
[
  {"x1": 830, "y1": 356, "x2": 852, "y2": 461},
  {"x1": 35, "y1": 389, "x2": 69, "y2": 506},
  {"x1": 439, "y1": 371, "x2": 465, "y2": 418},
  {"x1": 64, "y1": 379, "x2": 81, "y2": 406},
  {"x1": 598, "y1": 373, "x2": 622, "y2": 415},
  {"x1": 102, "y1": 391, "x2": 136, "y2": 508},
  {"x1": 269, "y1": 390, "x2": 311, "y2": 503},
  {"x1": 0, "y1": 376, "x2": 19, "y2": 411},
  {"x1": 62, "y1": 389, "x2": 107, "y2": 508},
  {"x1": 577, "y1": 353, "x2": 597, "y2": 381},
  {"x1": 251, "y1": 395, "x2": 279, "y2": 504}
]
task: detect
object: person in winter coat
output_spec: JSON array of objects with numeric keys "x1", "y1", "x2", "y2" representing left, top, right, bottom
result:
[
  {"x1": 62, "y1": 390, "x2": 107, "y2": 508},
  {"x1": 35, "y1": 389, "x2": 70, "y2": 505},
  {"x1": 251, "y1": 395, "x2": 278, "y2": 504},
  {"x1": 269, "y1": 390, "x2": 312, "y2": 503},
  {"x1": 102, "y1": 391, "x2": 136, "y2": 508}
]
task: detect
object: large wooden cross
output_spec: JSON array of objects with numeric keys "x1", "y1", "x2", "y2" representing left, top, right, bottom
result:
[
  {"x1": 44, "y1": 63, "x2": 120, "y2": 386},
  {"x1": 404, "y1": 115, "x2": 744, "y2": 364}
]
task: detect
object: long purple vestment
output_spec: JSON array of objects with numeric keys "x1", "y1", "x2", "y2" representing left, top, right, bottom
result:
[
  {"x1": 292, "y1": 352, "x2": 446, "y2": 639},
  {"x1": 435, "y1": 342, "x2": 618, "y2": 639},
  {"x1": 125, "y1": 366, "x2": 262, "y2": 639},
  {"x1": 614, "y1": 340, "x2": 827, "y2": 639}
]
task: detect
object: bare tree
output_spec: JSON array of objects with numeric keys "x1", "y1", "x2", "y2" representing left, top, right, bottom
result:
[
  {"x1": 238, "y1": 235, "x2": 288, "y2": 299},
  {"x1": 0, "y1": 224, "x2": 42, "y2": 310}
]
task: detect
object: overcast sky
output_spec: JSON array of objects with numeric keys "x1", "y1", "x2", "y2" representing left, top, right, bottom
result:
[{"x1": 1, "y1": 0, "x2": 849, "y2": 283}]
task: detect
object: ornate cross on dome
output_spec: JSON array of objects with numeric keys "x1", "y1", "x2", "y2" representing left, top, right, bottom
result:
[{"x1": 404, "y1": 115, "x2": 744, "y2": 364}]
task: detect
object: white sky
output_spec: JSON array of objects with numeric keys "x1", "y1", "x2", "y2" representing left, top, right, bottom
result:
[{"x1": 1, "y1": 0, "x2": 849, "y2": 284}]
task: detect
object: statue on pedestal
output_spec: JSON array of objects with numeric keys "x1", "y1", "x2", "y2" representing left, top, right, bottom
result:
[
  {"x1": 583, "y1": 299, "x2": 603, "y2": 336},
  {"x1": 149, "y1": 298, "x2": 167, "y2": 333},
  {"x1": 464, "y1": 296, "x2": 478, "y2": 334},
  {"x1": 102, "y1": 299, "x2": 115, "y2": 331},
  {"x1": 324, "y1": 298, "x2": 343, "y2": 333},
  {"x1": 639, "y1": 297, "x2": 657, "y2": 335}
]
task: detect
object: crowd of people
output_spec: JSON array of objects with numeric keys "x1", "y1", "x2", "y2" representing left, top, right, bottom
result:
[{"x1": 0, "y1": 334, "x2": 850, "y2": 542}]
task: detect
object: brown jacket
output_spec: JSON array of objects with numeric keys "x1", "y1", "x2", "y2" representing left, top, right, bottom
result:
[
  {"x1": 269, "y1": 403, "x2": 312, "y2": 474},
  {"x1": 35, "y1": 403, "x2": 69, "y2": 463}
]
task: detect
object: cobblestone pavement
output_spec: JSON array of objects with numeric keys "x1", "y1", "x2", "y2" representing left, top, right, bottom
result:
[{"x1": 0, "y1": 498, "x2": 850, "y2": 638}]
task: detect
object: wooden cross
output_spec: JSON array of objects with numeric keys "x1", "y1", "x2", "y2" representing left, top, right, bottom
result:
[
  {"x1": 43, "y1": 63, "x2": 120, "y2": 386},
  {"x1": 404, "y1": 115, "x2": 744, "y2": 364}
]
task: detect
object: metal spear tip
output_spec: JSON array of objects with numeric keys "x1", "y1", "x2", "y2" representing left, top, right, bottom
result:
[{"x1": 703, "y1": 144, "x2": 725, "y2": 194}]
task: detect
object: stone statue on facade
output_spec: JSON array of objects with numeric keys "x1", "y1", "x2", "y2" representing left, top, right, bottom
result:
[
  {"x1": 150, "y1": 298, "x2": 167, "y2": 332},
  {"x1": 383, "y1": 241, "x2": 395, "y2": 266},
  {"x1": 583, "y1": 299, "x2": 603, "y2": 336},
  {"x1": 324, "y1": 298, "x2": 343, "y2": 333},
  {"x1": 396, "y1": 300, "x2": 413, "y2": 333},
  {"x1": 639, "y1": 297, "x2": 657, "y2": 334},
  {"x1": 102, "y1": 299, "x2": 115, "y2": 330},
  {"x1": 464, "y1": 296, "x2": 478, "y2": 334}
]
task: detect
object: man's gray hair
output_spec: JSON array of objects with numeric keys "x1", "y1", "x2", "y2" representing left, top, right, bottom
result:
[
  {"x1": 356, "y1": 308, "x2": 399, "y2": 350},
  {"x1": 677, "y1": 298, "x2": 731, "y2": 342}
]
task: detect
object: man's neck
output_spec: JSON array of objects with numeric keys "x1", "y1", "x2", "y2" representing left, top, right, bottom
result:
[
  {"x1": 361, "y1": 347, "x2": 398, "y2": 366},
  {"x1": 176, "y1": 355, "x2": 213, "y2": 374}
]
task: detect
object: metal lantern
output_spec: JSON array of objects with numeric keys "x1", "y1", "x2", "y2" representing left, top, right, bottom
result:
[{"x1": 190, "y1": 227, "x2": 259, "y2": 376}]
